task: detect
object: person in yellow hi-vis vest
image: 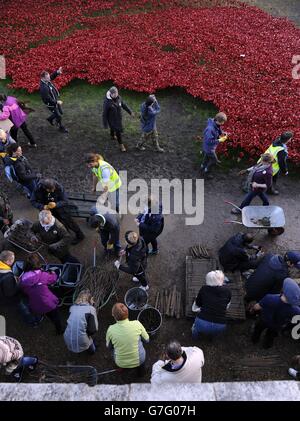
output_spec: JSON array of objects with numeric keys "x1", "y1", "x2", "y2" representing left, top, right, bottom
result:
[
  {"x1": 259, "y1": 132, "x2": 293, "y2": 195},
  {"x1": 85, "y1": 153, "x2": 122, "y2": 213}
]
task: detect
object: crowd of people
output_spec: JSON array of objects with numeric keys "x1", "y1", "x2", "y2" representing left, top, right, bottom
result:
[{"x1": 0, "y1": 68, "x2": 299, "y2": 384}]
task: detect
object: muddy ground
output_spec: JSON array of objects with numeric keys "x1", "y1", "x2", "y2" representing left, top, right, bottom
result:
[{"x1": 0, "y1": 0, "x2": 300, "y2": 386}]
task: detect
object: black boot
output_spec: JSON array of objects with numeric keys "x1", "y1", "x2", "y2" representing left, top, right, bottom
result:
[
  {"x1": 262, "y1": 329, "x2": 277, "y2": 349},
  {"x1": 251, "y1": 320, "x2": 265, "y2": 344},
  {"x1": 59, "y1": 125, "x2": 69, "y2": 133}
]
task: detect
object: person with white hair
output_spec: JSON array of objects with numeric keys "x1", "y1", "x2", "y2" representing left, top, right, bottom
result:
[
  {"x1": 31, "y1": 210, "x2": 79, "y2": 263},
  {"x1": 192, "y1": 270, "x2": 231, "y2": 339},
  {"x1": 0, "y1": 129, "x2": 15, "y2": 159}
]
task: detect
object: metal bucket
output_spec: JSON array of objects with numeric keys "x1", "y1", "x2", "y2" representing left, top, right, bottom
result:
[
  {"x1": 137, "y1": 306, "x2": 162, "y2": 337},
  {"x1": 124, "y1": 287, "x2": 148, "y2": 312}
]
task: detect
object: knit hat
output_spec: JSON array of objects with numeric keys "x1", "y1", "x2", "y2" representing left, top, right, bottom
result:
[
  {"x1": 286, "y1": 251, "x2": 300, "y2": 269},
  {"x1": 280, "y1": 131, "x2": 293, "y2": 142},
  {"x1": 282, "y1": 278, "x2": 300, "y2": 306},
  {"x1": 269, "y1": 255, "x2": 284, "y2": 270},
  {"x1": 125, "y1": 231, "x2": 138, "y2": 245}
]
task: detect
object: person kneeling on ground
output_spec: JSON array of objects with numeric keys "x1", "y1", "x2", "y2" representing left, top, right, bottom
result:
[
  {"x1": 106, "y1": 303, "x2": 149, "y2": 376},
  {"x1": 114, "y1": 231, "x2": 149, "y2": 291},
  {"x1": 150, "y1": 340, "x2": 204, "y2": 385},
  {"x1": 192, "y1": 270, "x2": 231, "y2": 340},
  {"x1": 31, "y1": 178, "x2": 84, "y2": 245},
  {"x1": 244, "y1": 251, "x2": 300, "y2": 304},
  {"x1": 19, "y1": 254, "x2": 63, "y2": 335},
  {"x1": 0, "y1": 336, "x2": 38, "y2": 382},
  {"x1": 218, "y1": 232, "x2": 263, "y2": 274},
  {"x1": 64, "y1": 289, "x2": 98, "y2": 354},
  {"x1": 251, "y1": 278, "x2": 300, "y2": 349},
  {"x1": 31, "y1": 210, "x2": 79, "y2": 264}
]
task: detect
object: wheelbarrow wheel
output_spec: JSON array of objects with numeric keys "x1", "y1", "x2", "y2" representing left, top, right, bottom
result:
[{"x1": 267, "y1": 227, "x2": 285, "y2": 236}]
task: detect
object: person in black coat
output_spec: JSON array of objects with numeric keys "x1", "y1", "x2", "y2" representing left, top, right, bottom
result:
[
  {"x1": 218, "y1": 232, "x2": 262, "y2": 273},
  {"x1": 245, "y1": 253, "x2": 293, "y2": 303},
  {"x1": 30, "y1": 178, "x2": 84, "y2": 245},
  {"x1": 89, "y1": 211, "x2": 121, "y2": 257},
  {"x1": 0, "y1": 192, "x2": 13, "y2": 234},
  {"x1": 114, "y1": 231, "x2": 148, "y2": 291},
  {"x1": 102, "y1": 86, "x2": 133, "y2": 152},
  {"x1": 40, "y1": 67, "x2": 68, "y2": 133},
  {"x1": 135, "y1": 196, "x2": 164, "y2": 255},
  {"x1": 4, "y1": 144, "x2": 40, "y2": 195}
]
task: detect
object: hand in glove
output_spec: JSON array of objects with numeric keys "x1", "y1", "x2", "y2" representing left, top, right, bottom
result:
[{"x1": 114, "y1": 260, "x2": 121, "y2": 269}]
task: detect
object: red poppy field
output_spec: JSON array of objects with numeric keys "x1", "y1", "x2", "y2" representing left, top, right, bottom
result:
[{"x1": 1, "y1": 0, "x2": 300, "y2": 161}]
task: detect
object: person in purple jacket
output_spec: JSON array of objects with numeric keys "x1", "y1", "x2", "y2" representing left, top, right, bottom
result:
[
  {"x1": 231, "y1": 153, "x2": 274, "y2": 214},
  {"x1": 201, "y1": 112, "x2": 227, "y2": 178},
  {"x1": 0, "y1": 94, "x2": 36, "y2": 147},
  {"x1": 19, "y1": 254, "x2": 63, "y2": 334}
]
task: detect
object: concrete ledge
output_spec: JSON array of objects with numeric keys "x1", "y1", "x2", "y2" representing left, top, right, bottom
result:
[{"x1": 0, "y1": 381, "x2": 299, "y2": 401}]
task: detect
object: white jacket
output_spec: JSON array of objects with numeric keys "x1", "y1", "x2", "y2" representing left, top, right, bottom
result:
[{"x1": 150, "y1": 346, "x2": 204, "y2": 385}]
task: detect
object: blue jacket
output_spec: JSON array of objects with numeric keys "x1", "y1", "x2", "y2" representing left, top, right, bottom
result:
[
  {"x1": 140, "y1": 101, "x2": 160, "y2": 133},
  {"x1": 203, "y1": 118, "x2": 222, "y2": 154},
  {"x1": 259, "y1": 294, "x2": 300, "y2": 331}
]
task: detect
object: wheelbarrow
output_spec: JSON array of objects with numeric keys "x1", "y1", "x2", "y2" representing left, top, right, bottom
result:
[{"x1": 225, "y1": 201, "x2": 285, "y2": 236}]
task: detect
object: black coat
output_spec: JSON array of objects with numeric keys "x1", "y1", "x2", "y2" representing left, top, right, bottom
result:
[
  {"x1": 6, "y1": 156, "x2": 37, "y2": 184},
  {"x1": 218, "y1": 233, "x2": 249, "y2": 272},
  {"x1": 40, "y1": 71, "x2": 60, "y2": 107},
  {"x1": 31, "y1": 219, "x2": 71, "y2": 259},
  {"x1": 31, "y1": 181, "x2": 68, "y2": 211},
  {"x1": 245, "y1": 254, "x2": 288, "y2": 302},
  {"x1": 119, "y1": 237, "x2": 147, "y2": 275},
  {"x1": 102, "y1": 95, "x2": 132, "y2": 131},
  {"x1": 0, "y1": 269, "x2": 20, "y2": 306}
]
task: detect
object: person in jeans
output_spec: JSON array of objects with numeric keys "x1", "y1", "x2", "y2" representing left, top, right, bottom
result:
[
  {"x1": 102, "y1": 86, "x2": 133, "y2": 152},
  {"x1": 201, "y1": 112, "x2": 228, "y2": 178},
  {"x1": 136, "y1": 95, "x2": 164, "y2": 152},
  {"x1": 19, "y1": 253, "x2": 63, "y2": 334},
  {"x1": 106, "y1": 303, "x2": 149, "y2": 375},
  {"x1": 0, "y1": 94, "x2": 36, "y2": 147},
  {"x1": 251, "y1": 278, "x2": 300, "y2": 348},
  {"x1": 232, "y1": 153, "x2": 274, "y2": 214},
  {"x1": 64, "y1": 290, "x2": 98, "y2": 354},
  {"x1": 151, "y1": 340, "x2": 204, "y2": 384},
  {"x1": 0, "y1": 336, "x2": 38, "y2": 382},
  {"x1": 192, "y1": 270, "x2": 231, "y2": 339},
  {"x1": 114, "y1": 231, "x2": 149, "y2": 291}
]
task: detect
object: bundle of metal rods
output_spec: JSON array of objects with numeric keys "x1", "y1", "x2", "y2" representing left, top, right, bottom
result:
[
  {"x1": 154, "y1": 285, "x2": 181, "y2": 318},
  {"x1": 229, "y1": 355, "x2": 286, "y2": 372},
  {"x1": 74, "y1": 264, "x2": 118, "y2": 309},
  {"x1": 39, "y1": 365, "x2": 97, "y2": 385}
]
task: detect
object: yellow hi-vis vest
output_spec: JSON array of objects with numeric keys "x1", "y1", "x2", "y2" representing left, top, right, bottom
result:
[
  {"x1": 258, "y1": 144, "x2": 284, "y2": 176},
  {"x1": 92, "y1": 160, "x2": 122, "y2": 192}
]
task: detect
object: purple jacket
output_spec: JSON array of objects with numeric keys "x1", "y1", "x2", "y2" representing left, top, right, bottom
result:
[
  {"x1": 0, "y1": 96, "x2": 27, "y2": 128},
  {"x1": 20, "y1": 270, "x2": 58, "y2": 314}
]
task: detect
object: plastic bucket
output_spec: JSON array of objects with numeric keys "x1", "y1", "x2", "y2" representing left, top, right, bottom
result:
[
  {"x1": 137, "y1": 306, "x2": 162, "y2": 337},
  {"x1": 124, "y1": 287, "x2": 148, "y2": 312},
  {"x1": 60, "y1": 263, "x2": 82, "y2": 287}
]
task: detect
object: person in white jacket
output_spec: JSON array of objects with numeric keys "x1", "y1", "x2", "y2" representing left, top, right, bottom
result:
[{"x1": 150, "y1": 340, "x2": 204, "y2": 384}]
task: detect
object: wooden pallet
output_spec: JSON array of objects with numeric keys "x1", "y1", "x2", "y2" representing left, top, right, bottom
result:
[
  {"x1": 67, "y1": 192, "x2": 98, "y2": 220},
  {"x1": 185, "y1": 256, "x2": 246, "y2": 320},
  {"x1": 224, "y1": 271, "x2": 246, "y2": 321},
  {"x1": 185, "y1": 256, "x2": 217, "y2": 318}
]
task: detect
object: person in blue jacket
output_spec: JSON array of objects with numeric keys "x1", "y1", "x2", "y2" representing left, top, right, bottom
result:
[
  {"x1": 251, "y1": 278, "x2": 300, "y2": 348},
  {"x1": 135, "y1": 196, "x2": 164, "y2": 255},
  {"x1": 201, "y1": 112, "x2": 227, "y2": 177},
  {"x1": 136, "y1": 95, "x2": 164, "y2": 153}
]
